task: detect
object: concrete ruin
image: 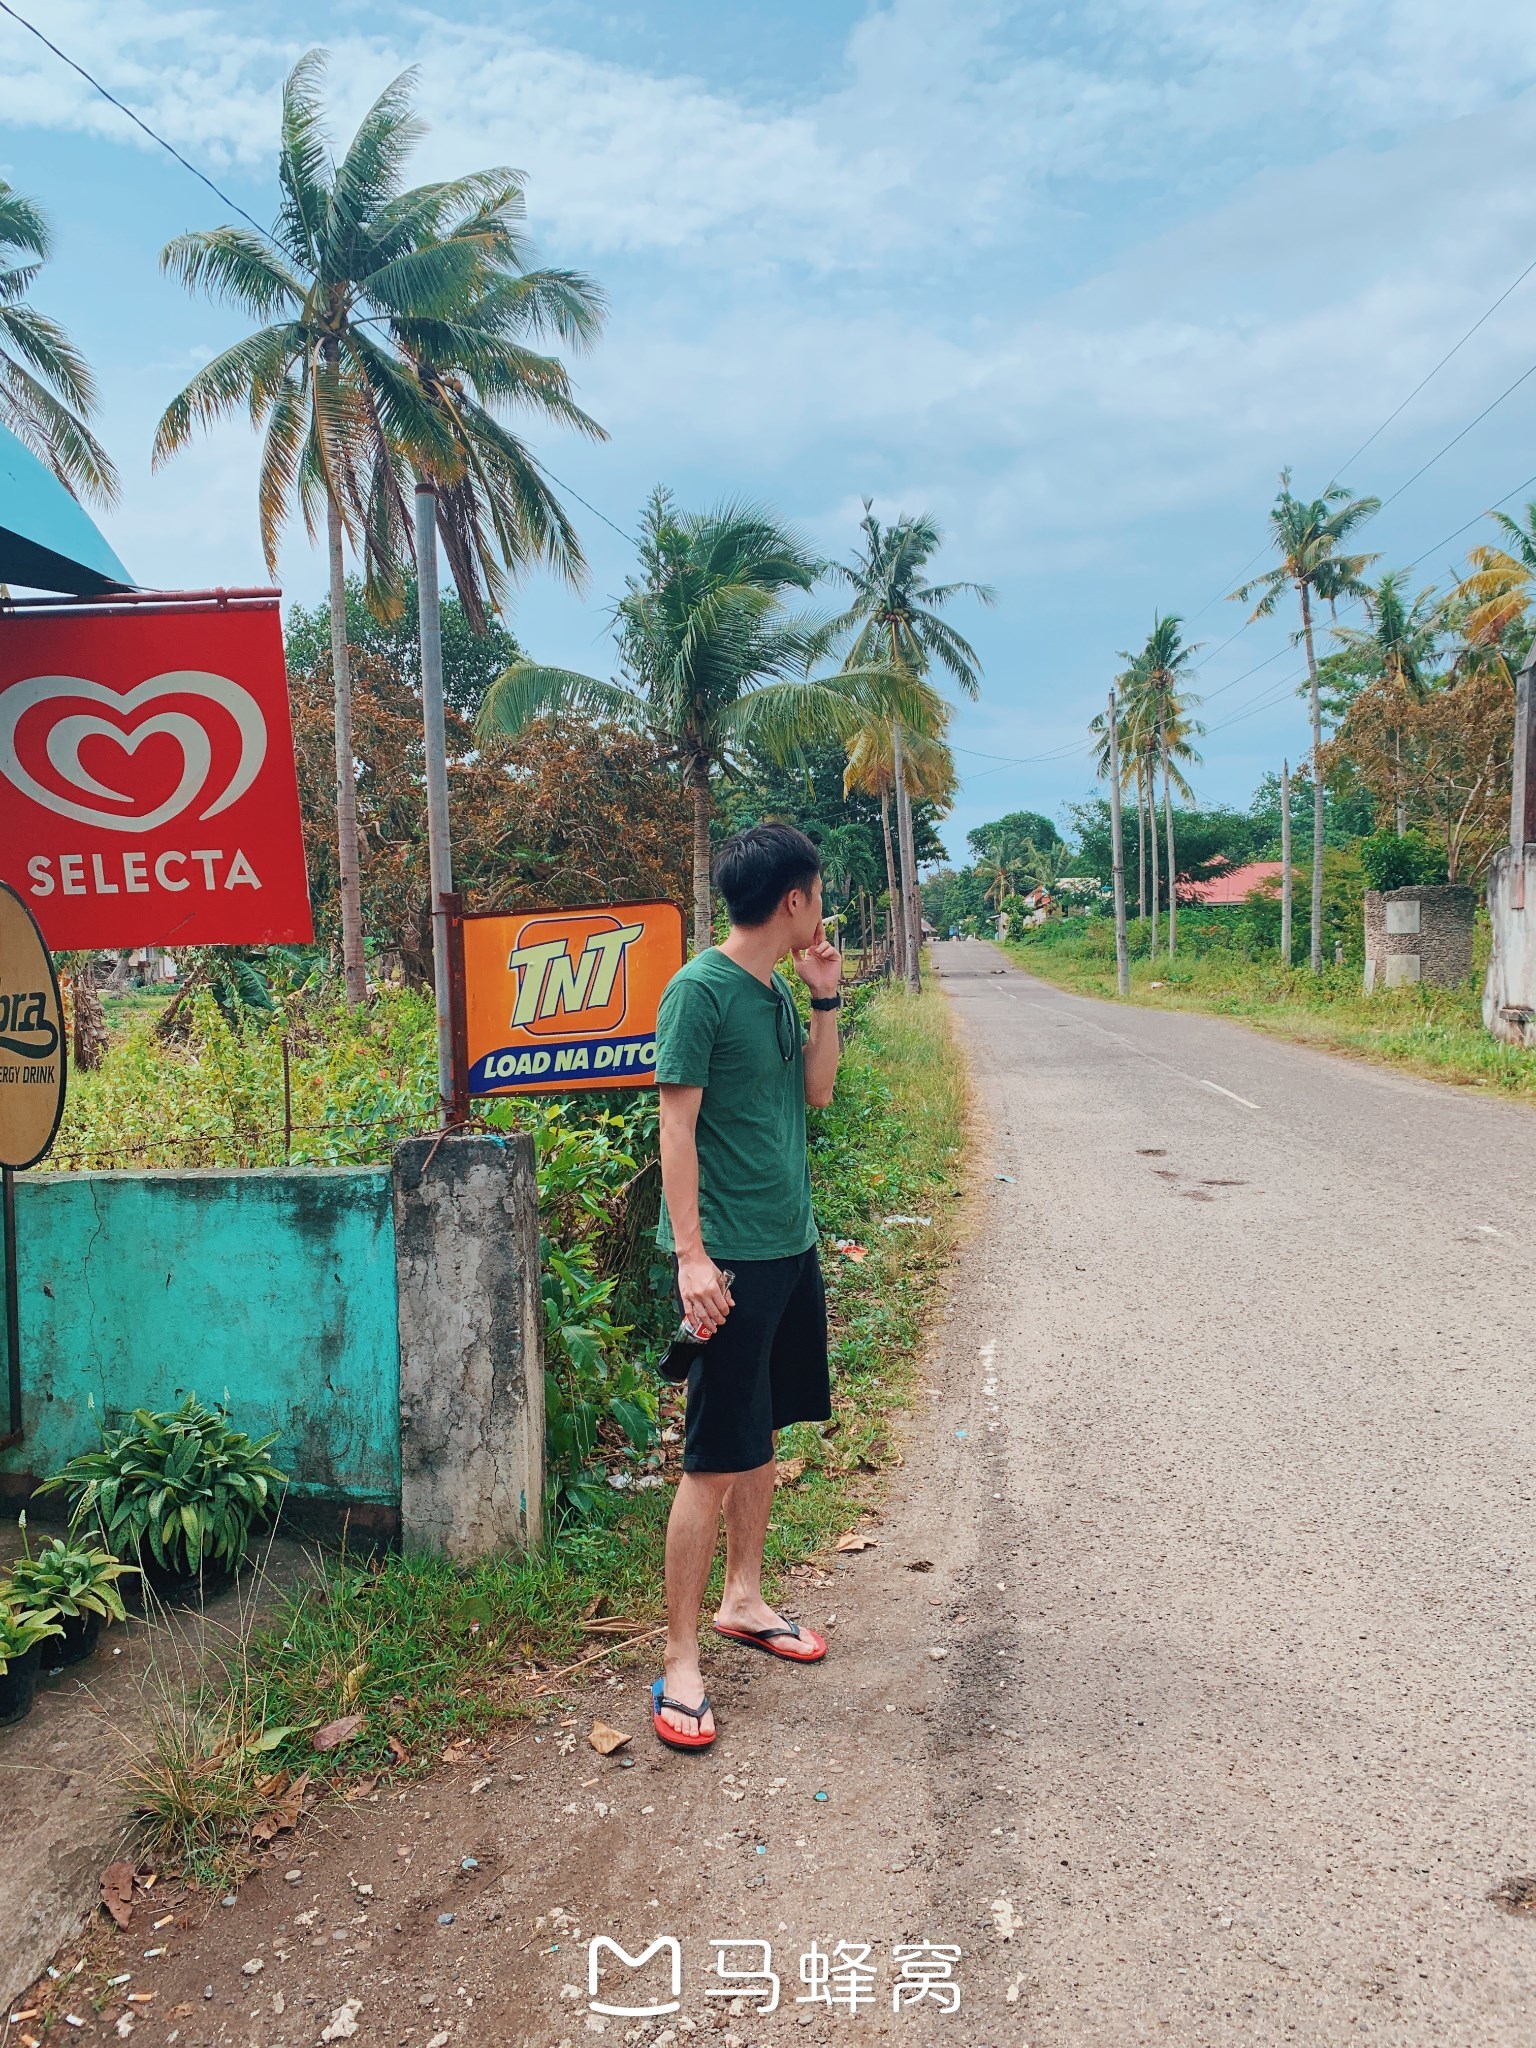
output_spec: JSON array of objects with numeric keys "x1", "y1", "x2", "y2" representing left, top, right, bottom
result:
[
  {"x1": 1364, "y1": 885, "x2": 1476, "y2": 992},
  {"x1": 1484, "y1": 655, "x2": 1536, "y2": 1048}
]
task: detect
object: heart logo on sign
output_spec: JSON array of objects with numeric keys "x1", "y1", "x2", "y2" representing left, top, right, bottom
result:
[{"x1": 0, "y1": 670, "x2": 268, "y2": 833}]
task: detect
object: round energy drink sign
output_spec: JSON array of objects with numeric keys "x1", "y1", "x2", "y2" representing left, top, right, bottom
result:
[
  {"x1": 459, "y1": 900, "x2": 684, "y2": 1096},
  {"x1": 0, "y1": 880, "x2": 66, "y2": 1169}
]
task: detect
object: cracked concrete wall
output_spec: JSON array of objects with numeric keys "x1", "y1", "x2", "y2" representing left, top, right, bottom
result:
[
  {"x1": 393, "y1": 1134, "x2": 543, "y2": 1559},
  {"x1": 1484, "y1": 846, "x2": 1536, "y2": 1046},
  {"x1": 3, "y1": 1167, "x2": 400, "y2": 1519}
]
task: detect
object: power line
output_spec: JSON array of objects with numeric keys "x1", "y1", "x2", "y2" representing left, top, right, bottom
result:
[
  {"x1": 0, "y1": 0, "x2": 270, "y2": 238},
  {"x1": 1184, "y1": 245, "x2": 1536, "y2": 630},
  {"x1": 527, "y1": 455, "x2": 637, "y2": 547},
  {"x1": 1325, "y1": 252, "x2": 1536, "y2": 488},
  {"x1": 3, "y1": 4, "x2": 648, "y2": 558}
]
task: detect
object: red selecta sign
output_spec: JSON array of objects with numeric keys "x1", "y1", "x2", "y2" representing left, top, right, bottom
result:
[{"x1": 0, "y1": 598, "x2": 313, "y2": 948}]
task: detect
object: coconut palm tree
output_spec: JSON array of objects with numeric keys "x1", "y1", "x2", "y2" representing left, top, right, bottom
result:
[
  {"x1": 154, "y1": 52, "x2": 599, "y2": 1001},
  {"x1": 1129, "y1": 615, "x2": 1203, "y2": 957},
  {"x1": 831, "y1": 503, "x2": 994, "y2": 990},
  {"x1": 1231, "y1": 469, "x2": 1379, "y2": 971},
  {"x1": 477, "y1": 490, "x2": 917, "y2": 947},
  {"x1": 1091, "y1": 665, "x2": 1158, "y2": 925},
  {"x1": 388, "y1": 258, "x2": 606, "y2": 630},
  {"x1": 842, "y1": 698, "x2": 956, "y2": 968},
  {"x1": 0, "y1": 180, "x2": 116, "y2": 505},
  {"x1": 1328, "y1": 571, "x2": 1442, "y2": 832}
]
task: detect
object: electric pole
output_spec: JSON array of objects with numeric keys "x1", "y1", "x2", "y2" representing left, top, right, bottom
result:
[
  {"x1": 1108, "y1": 688, "x2": 1129, "y2": 997},
  {"x1": 1280, "y1": 757, "x2": 1293, "y2": 967}
]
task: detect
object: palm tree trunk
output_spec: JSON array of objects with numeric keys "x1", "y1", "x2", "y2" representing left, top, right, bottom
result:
[
  {"x1": 1300, "y1": 579, "x2": 1325, "y2": 973},
  {"x1": 689, "y1": 752, "x2": 712, "y2": 952},
  {"x1": 1161, "y1": 717, "x2": 1177, "y2": 960},
  {"x1": 879, "y1": 785, "x2": 901, "y2": 980},
  {"x1": 326, "y1": 490, "x2": 368, "y2": 1004},
  {"x1": 1137, "y1": 766, "x2": 1148, "y2": 921},
  {"x1": 892, "y1": 725, "x2": 921, "y2": 993},
  {"x1": 1394, "y1": 728, "x2": 1406, "y2": 835},
  {"x1": 1147, "y1": 763, "x2": 1160, "y2": 958}
]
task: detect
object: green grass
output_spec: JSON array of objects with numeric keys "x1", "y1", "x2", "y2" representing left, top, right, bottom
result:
[
  {"x1": 136, "y1": 983, "x2": 968, "y2": 1882},
  {"x1": 1005, "y1": 916, "x2": 1536, "y2": 1101}
]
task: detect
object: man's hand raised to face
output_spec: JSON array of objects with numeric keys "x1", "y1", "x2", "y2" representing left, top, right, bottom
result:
[{"x1": 791, "y1": 920, "x2": 842, "y2": 1000}]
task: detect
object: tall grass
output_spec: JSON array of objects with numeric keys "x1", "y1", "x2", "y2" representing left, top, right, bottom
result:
[
  {"x1": 127, "y1": 981, "x2": 969, "y2": 1876},
  {"x1": 1007, "y1": 916, "x2": 1536, "y2": 1101}
]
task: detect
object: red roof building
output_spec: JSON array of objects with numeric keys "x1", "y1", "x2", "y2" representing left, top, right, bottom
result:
[{"x1": 1179, "y1": 859, "x2": 1284, "y2": 906}]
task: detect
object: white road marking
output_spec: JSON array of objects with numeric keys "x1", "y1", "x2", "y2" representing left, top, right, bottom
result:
[
  {"x1": 976, "y1": 968, "x2": 1264, "y2": 1115},
  {"x1": 1199, "y1": 1078, "x2": 1259, "y2": 1110}
]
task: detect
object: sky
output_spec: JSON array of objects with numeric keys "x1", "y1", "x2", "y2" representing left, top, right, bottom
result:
[{"x1": 6, "y1": 0, "x2": 1536, "y2": 863}]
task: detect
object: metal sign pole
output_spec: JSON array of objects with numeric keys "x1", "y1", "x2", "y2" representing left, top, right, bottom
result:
[
  {"x1": 413, "y1": 485, "x2": 457, "y2": 1119},
  {"x1": 1, "y1": 1169, "x2": 19, "y2": 1449}
]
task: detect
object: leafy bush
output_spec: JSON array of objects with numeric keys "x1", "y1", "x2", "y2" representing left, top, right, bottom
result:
[
  {"x1": 40, "y1": 1396, "x2": 287, "y2": 1579},
  {"x1": 1360, "y1": 831, "x2": 1449, "y2": 891},
  {"x1": 0, "y1": 1593, "x2": 62, "y2": 1671},
  {"x1": 8, "y1": 1533, "x2": 137, "y2": 1623}
]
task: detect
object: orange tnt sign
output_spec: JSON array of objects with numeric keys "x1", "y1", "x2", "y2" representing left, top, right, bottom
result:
[{"x1": 459, "y1": 900, "x2": 684, "y2": 1095}]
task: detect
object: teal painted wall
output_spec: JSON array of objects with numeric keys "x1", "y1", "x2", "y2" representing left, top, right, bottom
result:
[{"x1": 3, "y1": 1168, "x2": 400, "y2": 1507}]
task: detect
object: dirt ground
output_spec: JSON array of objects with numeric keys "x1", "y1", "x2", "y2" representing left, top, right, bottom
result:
[{"x1": 17, "y1": 940, "x2": 1536, "y2": 2046}]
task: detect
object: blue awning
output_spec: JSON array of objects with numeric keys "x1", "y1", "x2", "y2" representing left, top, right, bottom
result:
[{"x1": 0, "y1": 420, "x2": 133, "y2": 596}]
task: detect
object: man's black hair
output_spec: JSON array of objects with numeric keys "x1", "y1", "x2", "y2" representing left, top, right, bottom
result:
[{"x1": 713, "y1": 822, "x2": 822, "y2": 928}]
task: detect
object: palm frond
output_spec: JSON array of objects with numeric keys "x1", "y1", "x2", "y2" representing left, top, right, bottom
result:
[{"x1": 476, "y1": 662, "x2": 647, "y2": 742}]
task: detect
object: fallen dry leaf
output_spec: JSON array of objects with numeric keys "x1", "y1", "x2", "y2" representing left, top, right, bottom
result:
[
  {"x1": 344, "y1": 1774, "x2": 380, "y2": 1800},
  {"x1": 581, "y1": 1616, "x2": 639, "y2": 1634},
  {"x1": 774, "y1": 1457, "x2": 807, "y2": 1488},
  {"x1": 168, "y1": 2006, "x2": 193, "y2": 2022},
  {"x1": 312, "y1": 1714, "x2": 365, "y2": 1754},
  {"x1": 100, "y1": 1860, "x2": 135, "y2": 1929},
  {"x1": 835, "y1": 1531, "x2": 875, "y2": 1552},
  {"x1": 588, "y1": 1721, "x2": 632, "y2": 1756},
  {"x1": 251, "y1": 1771, "x2": 309, "y2": 1843},
  {"x1": 387, "y1": 1734, "x2": 409, "y2": 1765}
]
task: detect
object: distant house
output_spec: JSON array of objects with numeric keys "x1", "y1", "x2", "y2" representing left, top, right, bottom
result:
[{"x1": 1179, "y1": 859, "x2": 1284, "y2": 906}]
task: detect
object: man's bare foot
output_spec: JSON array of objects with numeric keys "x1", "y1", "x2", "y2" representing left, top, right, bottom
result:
[
  {"x1": 659, "y1": 1652, "x2": 715, "y2": 1738},
  {"x1": 713, "y1": 1596, "x2": 792, "y2": 1636}
]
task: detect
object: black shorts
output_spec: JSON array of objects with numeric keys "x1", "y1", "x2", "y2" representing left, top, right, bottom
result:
[{"x1": 675, "y1": 1246, "x2": 832, "y2": 1473}]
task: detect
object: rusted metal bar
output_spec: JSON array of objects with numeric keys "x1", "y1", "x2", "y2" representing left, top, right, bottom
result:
[
  {"x1": 0, "y1": 586, "x2": 281, "y2": 617},
  {"x1": 444, "y1": 892, "x2": 471, "y2": 1126}
]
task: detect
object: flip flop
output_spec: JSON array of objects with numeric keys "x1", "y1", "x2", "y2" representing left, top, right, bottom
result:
[
  {"x1": 651, "y1": 1675, "x2": 716, "y2": 1751},
  {"x1": 713, "y1": 1619, "x2": 827, "y2": 1663}
]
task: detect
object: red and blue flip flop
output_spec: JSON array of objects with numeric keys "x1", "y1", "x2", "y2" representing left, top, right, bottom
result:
[
  {"x1": 651, "y1": 1675, "x2": 716, "y2": 1750},
  {"x1": 713, "y1": 1619, "x2": 827, "y2": 1663}
]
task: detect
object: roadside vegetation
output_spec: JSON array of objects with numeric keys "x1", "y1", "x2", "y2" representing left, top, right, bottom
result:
[
  {"x1": 118, "y1": 982, "x2": 965, "y2": 1884},
  {"x1": 1000, "y1": 913, "x2": 1536, "y2": 1100}
]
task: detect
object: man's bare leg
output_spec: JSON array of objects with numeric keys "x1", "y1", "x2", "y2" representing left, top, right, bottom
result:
[
  {"x1": 715, "y1": 1457, "x2": 795, "y2": 1635},
  {"x1": 661, "y1": 1469, "x2": 734, "y2": 1737}
]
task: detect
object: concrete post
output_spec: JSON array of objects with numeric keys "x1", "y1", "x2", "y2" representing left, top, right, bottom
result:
[{"x1": 393, "y1": 1134, "x2": 544, "y2": 1557}]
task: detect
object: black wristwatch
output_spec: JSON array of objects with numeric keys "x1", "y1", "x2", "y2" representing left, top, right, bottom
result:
[{"x1": 809, "y1": 993, "x2": 843, "y2": 1011}]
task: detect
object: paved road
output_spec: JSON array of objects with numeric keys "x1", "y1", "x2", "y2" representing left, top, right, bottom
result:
[
  {"x1": 71, "y1": 940, "x2": 1536, "y2": 2046},
  {"x1": 920, "y1": 939, "x2": 1536, "y2": 2041}
]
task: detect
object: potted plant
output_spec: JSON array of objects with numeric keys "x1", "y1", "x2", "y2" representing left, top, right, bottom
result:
[
  {"x1": 0, "y1": 1595, "x2": 63, "y2": 1726},
  {"x1": 39, "y1": 1396, "x2": 287, "y2": 1607},
  {"x1": 9, "y1": 1532, "x2": 138, "y2": 1667}
]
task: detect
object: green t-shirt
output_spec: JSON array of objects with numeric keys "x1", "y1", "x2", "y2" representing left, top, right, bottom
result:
[{"x1": 653, "y1": 947, "x2": 817, "y2": 1262}]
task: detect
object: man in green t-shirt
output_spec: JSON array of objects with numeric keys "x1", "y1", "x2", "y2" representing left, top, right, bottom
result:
[{"x1": 650, "y1": 822, "x2": 843, "y2": 1751}]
